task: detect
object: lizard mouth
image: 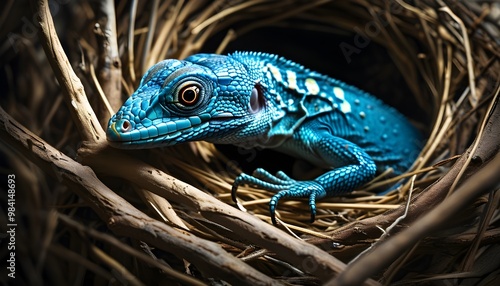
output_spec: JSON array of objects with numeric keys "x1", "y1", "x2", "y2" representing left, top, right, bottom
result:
[
  {"x1": 106, "y1": 112, "x2": 239, "y2": 148},
  {"x1": 106, "y1": 115, "x2": 209, "y2": 147}
]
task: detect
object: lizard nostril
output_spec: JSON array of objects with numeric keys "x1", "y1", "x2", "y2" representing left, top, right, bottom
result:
[{"x1": 121, "y1": 120, "x2": 131, "y2": 132}]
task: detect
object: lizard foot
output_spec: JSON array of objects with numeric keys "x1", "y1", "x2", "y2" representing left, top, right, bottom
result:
[{"x1": 232, "y1": 168, "x2": 326, "y2": 224}]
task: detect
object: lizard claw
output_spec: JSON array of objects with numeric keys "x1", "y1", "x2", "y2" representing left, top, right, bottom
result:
[
  {"x1": 233, "y1": 169, "x2": 326, "y2": 224},
  {"x1": 269, "y1": 182, "x2": 323, "y2": 224}
]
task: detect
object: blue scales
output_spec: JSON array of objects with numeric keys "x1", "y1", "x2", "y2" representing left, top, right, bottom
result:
[{"x1": 107, "y1": 52, "x2": 422, "y2": 224}]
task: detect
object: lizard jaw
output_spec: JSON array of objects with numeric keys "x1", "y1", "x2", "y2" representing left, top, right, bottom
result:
[
  {"x1": 106, "y1": 114, "x2": 211, "y2": 148},
  {"x1": 106, "y1": 112, "x2": 247, "y2": 148}
]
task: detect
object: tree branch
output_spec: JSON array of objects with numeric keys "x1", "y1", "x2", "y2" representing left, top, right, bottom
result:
[
  {"x1": 0, "y1": 105, "x2": 280, "y2": 286},
  {"x1": 94, "y1": 0, "x2": 123, "y2": 117},
  {"x1": 79, "y1": 140, "x2": 363, "y2": 284},
  {"x1": 329, "y1": 153, "x2": 500, "y2": 286},
  {"x1": 30, "y1": 0, "x2": 105, "y2": 143}
]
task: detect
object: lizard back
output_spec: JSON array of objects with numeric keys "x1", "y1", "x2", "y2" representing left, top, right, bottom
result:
[{"x1": 228, "y1": 52, "x2": 422, "y2": 174}]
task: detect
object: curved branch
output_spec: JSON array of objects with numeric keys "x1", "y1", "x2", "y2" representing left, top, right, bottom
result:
[
  {"x1": 30, "y1": 0, "x2": 105, "y2": 143},
  {"x1": 329, "y1": 152, "x2": 500, "y2": 286},
  {"x1": 79, "y1": 141, "x2": 361, "y2": 284},
  {"x1": 0, "y1": 106, "x2": 278, "y2": 286}
]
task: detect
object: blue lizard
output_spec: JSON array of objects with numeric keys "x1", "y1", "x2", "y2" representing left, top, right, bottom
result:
[{"x1": 107, "y1": 52, "x2": 421, "y2": 224}]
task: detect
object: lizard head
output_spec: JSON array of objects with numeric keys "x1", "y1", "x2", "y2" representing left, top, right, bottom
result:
[{"x1": 107, "y1": 53, "x2": 276, "y2": 148}]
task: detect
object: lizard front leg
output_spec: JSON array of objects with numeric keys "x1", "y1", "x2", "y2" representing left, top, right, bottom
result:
[{"x1": 232, "y1": 135, "x2": 377, "y2": 224}]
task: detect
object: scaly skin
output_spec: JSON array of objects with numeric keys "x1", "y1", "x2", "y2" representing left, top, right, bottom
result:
[{"x1": 107, "y1": 52, "x2": 421, "y2": 224}]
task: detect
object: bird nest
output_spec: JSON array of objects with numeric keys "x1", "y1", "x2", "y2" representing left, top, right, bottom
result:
[{"x1": 1, "y1": 0, "x2": 499, "y2": 285}]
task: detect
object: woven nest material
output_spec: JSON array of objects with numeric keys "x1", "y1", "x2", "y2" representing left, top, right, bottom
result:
[{"x1": 1, "y1": 0, "x2": 499, "y2": 285}]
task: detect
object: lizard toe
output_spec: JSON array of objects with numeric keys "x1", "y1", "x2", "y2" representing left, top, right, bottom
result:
[{"x1": 269, "y1": 181, "x2": 326, "y2": 224}]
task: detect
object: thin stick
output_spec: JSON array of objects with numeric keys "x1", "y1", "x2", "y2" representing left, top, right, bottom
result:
[
  {"x1": 30, "y1": 0, "x2": 105, "y2": 143},
  {"x1": 127, "y1": 0, "x2": 138, "y2": 82}
]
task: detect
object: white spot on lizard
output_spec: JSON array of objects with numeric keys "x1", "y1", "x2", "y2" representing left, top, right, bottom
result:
[
  {"x1": 305, "y1": 78, "x2": 320, "y2": 95},
  {"x1": 333, "y1": 87, "x2": 351, "y2": 113},
  {"x1": 286, "y1": 70, "x2": 297, "y2": 90},
  {"x1": 267, "y1": 64, "x2": 282, "y2": 83}
]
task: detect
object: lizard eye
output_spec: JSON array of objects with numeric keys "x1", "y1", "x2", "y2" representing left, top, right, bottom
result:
[
  {"x1": 161, "y1": 76, "x2": 212, "y2": 115},
  {"x1": 178, "y1": 85, "x2": 200, "y2": 106}
]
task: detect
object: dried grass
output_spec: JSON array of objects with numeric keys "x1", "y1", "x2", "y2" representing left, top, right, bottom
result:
[{"x1": 1, "y1": 0, "x2": 499, "y2": 285}]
